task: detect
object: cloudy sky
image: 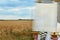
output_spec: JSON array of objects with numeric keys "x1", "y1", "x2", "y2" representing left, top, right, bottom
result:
[{"x1": 0, "y1": 0, "x2": 35, "y2": 19}]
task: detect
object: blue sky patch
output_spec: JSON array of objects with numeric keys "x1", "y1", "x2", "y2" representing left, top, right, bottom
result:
[{"x1": 0, "y1": 0, "x2": 35, "y2": 19}]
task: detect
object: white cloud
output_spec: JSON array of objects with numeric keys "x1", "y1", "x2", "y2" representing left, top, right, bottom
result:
[
  {"x1": 0, "y1": 6, "x2": 35, "y2": 13},
  {"x1": 7, "y1": 7, "x2": 22, "y2": 14},
  {"x1": 19, "y1": 6, "x2": 35, "y2": 10},
  {"x1": 0, "y1": 8, "x2": 4, "y2": 10},
  {"x1": 0, "y1": 6, "x2": 35, "y2": 19},
  {"x1": 7, "y1": 6, "x2": 35, "y2": 14},
  {"x1": 0, "y1": 15, "x2": 32, "y2": 20},
  {"x1": 0, "y1": 15, "x2": 19, "y2": 19}
]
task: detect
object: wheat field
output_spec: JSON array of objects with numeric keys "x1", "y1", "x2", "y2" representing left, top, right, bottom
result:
[{"x1": 0, "y1": 20, "x2": 33, "y2": 40}]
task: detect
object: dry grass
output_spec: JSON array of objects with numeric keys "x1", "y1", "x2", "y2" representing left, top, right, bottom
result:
[{"x1": 0, "y1": 20, "x2": 33, "y2": 40}]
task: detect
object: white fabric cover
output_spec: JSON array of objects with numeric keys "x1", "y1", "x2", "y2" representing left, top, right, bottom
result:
[{"x1": 33, "y1": 3, "x2": 58, "y2": 32}]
